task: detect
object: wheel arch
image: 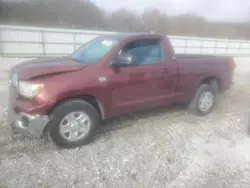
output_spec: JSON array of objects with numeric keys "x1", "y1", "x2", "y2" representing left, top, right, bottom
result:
[
  {"x1": 200, "y1": 77, "x2": 221, "y2": 92},
  {"x1": 48, "y1": 95, "x2": 105, "y2": 120}
]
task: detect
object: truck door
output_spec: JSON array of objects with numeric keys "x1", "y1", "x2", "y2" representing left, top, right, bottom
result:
[{"x1": 108, "y1": 37, "x2": 178, "y2": 116}]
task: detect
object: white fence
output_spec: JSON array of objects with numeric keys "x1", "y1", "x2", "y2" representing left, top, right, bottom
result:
[{"x1": 1, "y1": 25, "x2": 250, "y2": 57}]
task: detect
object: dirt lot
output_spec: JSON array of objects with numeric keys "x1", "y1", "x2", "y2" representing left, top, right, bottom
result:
[{"x1": 0, "y1": 57, "x2": 250, "y2": 188}]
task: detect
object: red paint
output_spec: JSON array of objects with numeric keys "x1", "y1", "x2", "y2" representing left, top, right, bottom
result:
[{"x1": 10, "y1": 34, "x2": 234, "y2": 119}]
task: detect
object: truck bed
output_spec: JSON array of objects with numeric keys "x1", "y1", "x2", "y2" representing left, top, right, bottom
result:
[{"x1": 176, "y1": 54, "x2": 233, "y2": 59}]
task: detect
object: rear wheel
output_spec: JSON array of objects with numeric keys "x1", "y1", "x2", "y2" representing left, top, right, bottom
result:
[
  {"x1": 189, "y1": 83, "x2": 218, "y2": 116},
  {"x1": 48, "y1": 100, "x2": 99, "y2": 148}
]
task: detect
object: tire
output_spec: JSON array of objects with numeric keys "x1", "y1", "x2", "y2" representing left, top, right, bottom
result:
[
  {"x1": 210, "y1": 80, "x2": 220, "y2": 104},
  {"x1": 47, "y1": 99, "x2": 99, "y2": 148},
  {"x1": 188, "y1": 83, "x2": 218, "y2": 116}
]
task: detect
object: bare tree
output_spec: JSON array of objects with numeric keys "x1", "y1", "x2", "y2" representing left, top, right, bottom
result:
[{"x1": 0, "y1": 0, "x2": 250, "y2": 40}]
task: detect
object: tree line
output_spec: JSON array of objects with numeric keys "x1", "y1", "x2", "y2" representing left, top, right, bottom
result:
[{"x1": 0, "y1": 0, "x2": 250, "y2": 40}]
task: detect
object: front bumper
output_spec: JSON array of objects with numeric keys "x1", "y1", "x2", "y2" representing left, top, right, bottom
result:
[{"x1": 8, "y1": 105, "x2": 49, "y2": 137}]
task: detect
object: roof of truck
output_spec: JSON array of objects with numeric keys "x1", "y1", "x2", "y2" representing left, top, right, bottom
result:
[{"x1": 98, "y1": 33, "x2": 165, "y2": 41}]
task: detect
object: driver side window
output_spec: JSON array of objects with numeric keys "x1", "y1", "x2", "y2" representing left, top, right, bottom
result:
[{"x1": 119, "y1": 38, "x2": 165, "y2": 66}]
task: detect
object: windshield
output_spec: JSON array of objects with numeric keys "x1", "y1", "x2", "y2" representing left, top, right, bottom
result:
[{"x1": 70, "y1": 37, "x2": 119, "y2": 64}]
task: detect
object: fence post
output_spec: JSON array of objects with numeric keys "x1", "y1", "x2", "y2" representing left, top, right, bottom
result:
[
  {"x1": 200, "y1": 39, "x2": 202, "y2": 54},
  {"x1": 214, "y1": 40, "x2": 217, "y2": 55},
  {"x1": 238, "y1": 42, "x2": 242, "y2": 55},
  {"x1": 73, "y1": 31, "x2": 76, "y2": 52},
  {"x1": 226, "y1": 41, "x2": 229, "y2": 56},
  {"x1": 41, "y1": 30, "x2": 45, "y2": 56},
  {"x1": 184, "y1": 39, "x2": 187, "y2": 54},
  {"x1": 0, "y1": 29, "x2": 4, "y2": 57}
]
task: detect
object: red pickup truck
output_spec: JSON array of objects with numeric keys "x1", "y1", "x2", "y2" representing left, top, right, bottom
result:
[{"x1": 8, "y1": 33, "x2": 235, "y2": 148}]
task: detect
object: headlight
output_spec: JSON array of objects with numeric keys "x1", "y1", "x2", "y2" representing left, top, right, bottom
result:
[{"x1": 19, "y1": 81, "x2": 44, "y2": 98}]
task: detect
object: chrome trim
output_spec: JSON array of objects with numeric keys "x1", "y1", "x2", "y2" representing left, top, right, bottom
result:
[{"x1": 8, "y1": 107, "x2": 49, "y2": 137}]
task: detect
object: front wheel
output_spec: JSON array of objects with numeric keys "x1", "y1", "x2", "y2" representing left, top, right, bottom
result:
[
  {"x1": 189, "y1": 84, "x2": 218, "y2": 116},
  {"x1": 48, "y1": 100, "x2": 99, "y2": 148}
]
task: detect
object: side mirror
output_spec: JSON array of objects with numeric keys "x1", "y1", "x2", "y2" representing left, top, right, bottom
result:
[{"x1": 110, "y1": 54, "x2": 133, "y2": 67}]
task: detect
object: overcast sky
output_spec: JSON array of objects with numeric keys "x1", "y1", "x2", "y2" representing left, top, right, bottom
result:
[{"x1": 90, "y1": 0, "x2": 250, "y2": 22}]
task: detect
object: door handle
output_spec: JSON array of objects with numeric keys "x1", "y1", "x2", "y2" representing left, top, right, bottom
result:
[{"x1": 161, "y1": 68, "x2": 170, "y2": 73}]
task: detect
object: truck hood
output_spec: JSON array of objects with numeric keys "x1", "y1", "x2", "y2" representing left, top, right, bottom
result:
[{"x1": 11, "y1": 57, "x2": 87, "y2": 80}]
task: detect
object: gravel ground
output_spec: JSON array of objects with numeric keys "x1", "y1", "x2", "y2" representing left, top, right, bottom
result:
[{"x1": 0, "y1": 57, "x2": 250, "y2": 188}]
